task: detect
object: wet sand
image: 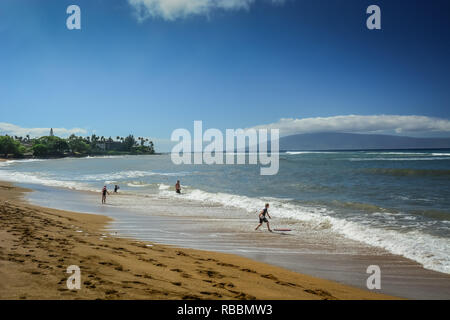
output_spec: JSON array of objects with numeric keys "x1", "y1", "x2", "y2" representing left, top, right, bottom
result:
[{"x1": 0, "y1": 181, "x2": 396, "y2": 300}]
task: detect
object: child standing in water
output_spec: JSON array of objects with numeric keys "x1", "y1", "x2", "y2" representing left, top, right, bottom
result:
[
  {"x1": 101, "y1": 185, "x2": 110, "y2": 204},
  {"x1": 175, "y1": 180, "x2": 181, "y2": 194},
  {"x1": 255, "y1": 203, "x2": 272, "y2": 232}
]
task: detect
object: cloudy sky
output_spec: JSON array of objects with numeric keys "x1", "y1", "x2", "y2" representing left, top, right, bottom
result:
[{"x1": 1, "y1": 0, "x2": 449, "y2": 150}]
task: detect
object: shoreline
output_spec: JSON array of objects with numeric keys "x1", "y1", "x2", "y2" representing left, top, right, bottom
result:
[
  {"x1": 0, "y1": 181, "x2": 396, "y2": 300},
  {"x1": 0, "y1": 153, "x2": 163, "y2": 162}
]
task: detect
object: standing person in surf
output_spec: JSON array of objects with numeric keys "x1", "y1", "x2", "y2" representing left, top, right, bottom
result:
[
  {"x1": 175, "y1": 180, "x2": 181, "y2": 194},
  {"x1": 255, "y1": 203, "x2": 272, "y2": 232},
  {"x1": 101, "y1": 185, "x2": 110, "y2": 204}
]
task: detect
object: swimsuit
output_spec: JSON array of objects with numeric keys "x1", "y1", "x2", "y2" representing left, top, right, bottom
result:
[{"x1": 259, "y1": 208, "x2": 268, "y2": 223}]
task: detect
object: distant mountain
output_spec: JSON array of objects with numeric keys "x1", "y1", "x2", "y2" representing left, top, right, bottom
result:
[{"x1": 279, "y1": 132, "x2": 450, "y2": 151}]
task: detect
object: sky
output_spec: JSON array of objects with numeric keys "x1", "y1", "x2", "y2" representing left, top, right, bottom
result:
[{"x1": 1, "y1": 0, "x2": 450, "y2": 151}]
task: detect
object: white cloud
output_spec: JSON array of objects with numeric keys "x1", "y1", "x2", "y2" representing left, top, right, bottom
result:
[
  {"x1": 249, "y1": 115, "x2": 450, "y2": 136},
  {"x1": 0, "y1": 122, "x2": 87, "y2": 138},
  {"x1": 128, "y1": 0, "x2": 284, "y2": 21}
]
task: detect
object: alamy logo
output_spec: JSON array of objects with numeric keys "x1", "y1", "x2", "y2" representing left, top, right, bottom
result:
[
  {"x1": 66, "y1": 5, "x2": 81, "y2": 30},
  {"x1": 171, "y1": 121, "x2": 279, "y2": 175},
  {"x1": 66, "y1": 265, "x2": 81, "y2": 290},
  {"x1": 366, "y1": 265, "x2": 381, "y2": 289},
  {"x1": 366, "y1": 5, "x2": 381, "y2": 30}
]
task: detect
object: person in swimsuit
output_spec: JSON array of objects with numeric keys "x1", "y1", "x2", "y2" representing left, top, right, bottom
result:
[
  {"x1": 101, "y1": 185, "x2": 110, "y2": 204},
  {"x1": 175, "y1": 180, "x2": 181, "y2": 194},
  {"x1": 255, "y1": 203, "x2": 272, "y2": 232},
  {"x1": 114, "y1": 185, "x2": 119, "y2": 193}
]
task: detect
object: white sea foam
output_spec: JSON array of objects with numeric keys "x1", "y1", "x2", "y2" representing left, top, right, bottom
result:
[
  {"x1": 127, "y1": 182, "x2": 151, "y2": 187},
  {"x1": 0, "y1": 159, "x2": 46, "y2": 166},
  {"x1": 326, "y1": 217, "x2": 450, "y2": 274},
  {"x1": 79, "y1": 170, "x2": 190, "y2": 181},
  {"x1": 365, "y1": 152, "x2": 429, "y2": 155},
  {"x1": 81, "y1": 155, "x2": 127, "y2": 159},
  {"x1": 0, "y1": 170, "x2": 94, "y2": 191},
  {"x1": 160, "y1": 187, "x2": 450, "y2": 274},
  {"x1": 432, "y1": 153, "x2": 450, "y2": 156},
  {"x1": 285, "y1": 151, "x2": 335, "y2": 155},
  {"x1": 8, "y1": 159, "x2": 46, "y2": 162},
  {"x1": 349, "y1": 157, "x2": 450, "y2": 161}
]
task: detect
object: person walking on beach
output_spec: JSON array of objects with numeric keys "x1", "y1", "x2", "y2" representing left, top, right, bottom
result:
[
  {"x1": 255, "y1": 203, "x2": 272, "y2": 232},
  {"x1": 101, "y1": 185, "x2": 110, "y2": 204},
  {"x1": 175, "y1": 180, "x2": 181, "y2": 194}
]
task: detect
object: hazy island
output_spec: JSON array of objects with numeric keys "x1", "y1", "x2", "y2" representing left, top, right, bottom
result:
[{"x1": 0, "y1": 128, "x2": 155, "y2": 159}]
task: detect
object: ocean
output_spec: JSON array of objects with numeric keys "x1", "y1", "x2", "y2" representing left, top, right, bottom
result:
[{"x1": 1, "y1": 150, "x2": 449, "y2": 275}]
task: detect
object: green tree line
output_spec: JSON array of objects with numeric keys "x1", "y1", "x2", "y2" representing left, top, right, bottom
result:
[{"x1": 0, "y1": 133, "x2": 155, "y2": 158}]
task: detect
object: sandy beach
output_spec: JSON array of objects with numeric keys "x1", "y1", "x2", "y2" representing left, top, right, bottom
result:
[{"x1": 0, "y1": 181, "x2": 396, "y2": 300}]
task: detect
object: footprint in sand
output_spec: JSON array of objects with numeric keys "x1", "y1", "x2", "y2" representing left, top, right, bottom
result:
[
  {"x1": 304, "y1": 289, "x2": 336, "y2": 300},
  {"x1": 154, "y1": 262, "x2": 167, "y2": 268},
  {"x1": 122, "y1": 280, "x2": 146, "y2": 285},
  {"x1": 235, "y1": 292, "x2": 256, "y2": 300},
  {"x1": 197, "y1": 269, "x2": 224, "y2": 279},
  {"x1": 176, "y1": 251, "x2": 189, "y2": 257},
  {"x1": 227, "y1": 290, "x2": 256, "y2": 300},
  {"x1": 276, "y1": 280, "x2": 300, "y2": 288},
  {"x1": 240, "y1": 268, "x2": 257, "y2": 273},
  {"x1": 213, "y1": 282, "x2": 235, "y2": 289},
  {"x1": 217, "y1": 262, "x2": 239, "y2": 268},
  {"x1": 261, "y1": 274, "x2": 278, "y2": 280},
  {"x1": 83, "y1": 280, "x2": 97, "y2": 289},
  {"x1": 105, "y1": 289, "x2": 119, "y2": 295},
  {"x1": 200, "y1": 291, "x2": 222, "y2": 298}
]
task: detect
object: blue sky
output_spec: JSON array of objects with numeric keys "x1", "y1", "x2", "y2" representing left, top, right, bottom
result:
[{"x1": 1, "y1": 0, "x2": 450, "y2": 150}]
